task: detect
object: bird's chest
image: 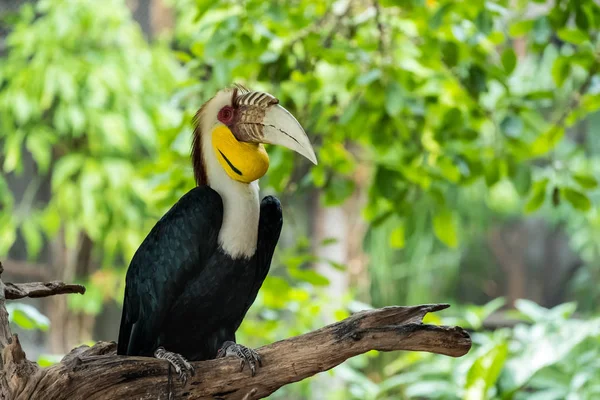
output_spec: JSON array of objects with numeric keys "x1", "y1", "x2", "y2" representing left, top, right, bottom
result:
[{"x1": 172, "y1": 251, "x2": 259, "y2": 325}]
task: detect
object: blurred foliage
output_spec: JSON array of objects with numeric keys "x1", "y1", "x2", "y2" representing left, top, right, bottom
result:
[
  {"x1": 332, "y1": 300, "x2": 600, "y2": 400},
  {"x1": 6, "y1": 302, "x2": 49, "y2": 331},
  {"x1": 0, "y1": 0, "x2": 182, "y2": 267},
  {"x1": 169, "y1": 0, "x2": 600, "y2": 249},
  {"x1": 1, "y1": 0, "x2": 600, "y2": 399}
]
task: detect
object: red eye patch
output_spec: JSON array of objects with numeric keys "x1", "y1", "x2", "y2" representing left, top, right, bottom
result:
[{"x1": 217, "y1": 106, "x2": 234, "y2": 125}]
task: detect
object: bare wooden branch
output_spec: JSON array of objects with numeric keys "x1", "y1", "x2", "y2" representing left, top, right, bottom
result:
[
  {"x1": 2, "y1": 303, "x2": 471, "y2": 400},
  {"x1": 0, "y1": 263, "x2": 471, "y2": 399},
  {"x1": 4, "y1": 281, "x2": 86, "y2": 300}
]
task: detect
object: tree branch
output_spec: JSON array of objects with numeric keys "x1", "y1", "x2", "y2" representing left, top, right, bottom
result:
[
  {"x1": 4, "y1": 281, "x2": 86, "y2": 300},
  {"x1": 0, "y1": 262, "x2": 471, "y2": 399}
]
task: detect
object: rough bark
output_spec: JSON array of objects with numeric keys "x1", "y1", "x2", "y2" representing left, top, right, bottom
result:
[
  {"x1": 0, "y1": 262, "x2": 472, "y2": 400},
  {"x1": 4, "y1": 281, "x2": 85, "y2": 300}
]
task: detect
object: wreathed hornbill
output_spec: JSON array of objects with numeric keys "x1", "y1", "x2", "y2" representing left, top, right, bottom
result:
[{"x1": 117, "y1": 85, "x2": 317, "y2": 380}]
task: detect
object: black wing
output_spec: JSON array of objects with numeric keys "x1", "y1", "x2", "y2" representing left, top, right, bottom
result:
[
  {"x1": 242, "y1": 195, "x2": 283, "y2": 315},
  {"x1": 117, "y1": 186, "x2": 223, "y2": 356}
]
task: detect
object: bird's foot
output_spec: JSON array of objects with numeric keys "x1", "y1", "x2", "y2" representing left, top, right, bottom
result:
[
  {"x1": 216, "y1": 341, "x2": 262, "y2": 376},
  {"x1": 154, "y1": 347, "x2": 195, "y2": 385}
]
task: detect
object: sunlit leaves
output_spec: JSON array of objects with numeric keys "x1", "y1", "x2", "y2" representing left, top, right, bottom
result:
[
  {"x1": 0, "y1": 0, "x2": 181, "y2": 264},
  {"x1": 385, "y1": 82, "x2": 404, "y2": 117},
  {"x1": 562, "y1": 187, "x2": 592, "y2": 211},
  {"x1": 531, "y1": 127, "x2": 566, "y2": 156},
  {"x1": 557, "y1": 28, "x2": 589, "y2": 45},
  {"x1": 389, "y1": 223, "x2": 405, "y2": 249},
  {"x1": 551, "y1": 57, "x2": 571, "y2": 88},
  {"x1": 510, "y1": 19, "x2": 535, "y2": 38},
  {"x1": 433, "y1": 208, "x2": 459, "y2": 248},
  {"x1": 465, "y1": 341, "x2": 509, "y2": 400},
  {"x1": 3, "y1": 130, "x2": 25, "y2": 174},
  {"x1": 6, "y1": 303, "x2": 50, "y2": 331},
  {"x1": 51, "y1": 154, "x2": 84, "y2": 190},
  {"x1": 573, "y1": 173, "x2": 598, "y2": 189},
  {"x1": 501, "y1": 48, "x2": 517, "y2": 74},
  {"x1": 26, "y1": 130, "x2": 55, "y2": 174},
  {"x1": 0, "y1": 214, "x2": 17, "y2": 256},
  {"x1": 525, "y1": 178, "x2": 549, "y2": 213}
]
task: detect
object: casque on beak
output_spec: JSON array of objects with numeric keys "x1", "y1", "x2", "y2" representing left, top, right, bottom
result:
[
  {"x1": 256, "y1": 104, "x2": 318, "y2": 165},
  {"x1": 231, "y1": 91, "x2": 318, "y2": 165}
]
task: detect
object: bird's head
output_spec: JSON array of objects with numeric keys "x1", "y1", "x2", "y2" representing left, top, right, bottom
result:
[{"x1": 192, "y1": 85, "x2": 317, "y2": 186}]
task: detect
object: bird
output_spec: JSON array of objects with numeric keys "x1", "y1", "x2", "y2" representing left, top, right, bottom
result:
[{"x1": 117, "y1": 84, "x2": 317, "y2": 383}]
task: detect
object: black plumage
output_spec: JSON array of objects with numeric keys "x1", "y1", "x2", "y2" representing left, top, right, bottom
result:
[{"x1": 117, "y1": 186, "x2": 282, "y2": 361}]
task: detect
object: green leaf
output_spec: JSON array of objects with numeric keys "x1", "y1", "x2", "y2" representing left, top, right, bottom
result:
[
  {"x1": 441, "y1": 41, "x2": 459, "y2": 67},
  {"x1": 26, "y1": 132, "x2": 52, "y2": 174},
  {"x1": 531, "y1": 127, "x2": 565, "y2": 156},
  {"x1": 12, "y1": 92, "x2": 33, "y2": 125},
  {"x1": 389, "y1": 224, "x2": 405, "y2": 249},
  {"x1": 501, "y1": 48, "x2": 517, "y2": 74},
  {"x1": 475, "y1": 10, "x2": 493, "y2": 35},
  {"x1": 3, "y1": 131, "x2": 25, "y2": 173},
  {"x1": 433, "y1": 209, "x2": 459, "y2": 248},
  {"x1": 357, "y1": 69, "x2": 382, "y2": 86},
  {"x1": 0, "y1": 215, "x2": 17, "y2": 256},
  {"x1": 524, "y1": 178, "x2": 548, "y2": 213},
  {"x1": 37, "y1": 354, "x2": 63, "y2": 367},
  {"x1": 465, "y1": 341, "x2": 509, "y2": 400},
  {"x1": 21, "y1": 219, "x2": 43, "y2": 260},
  {"x1": 515, "y1": 299, "x2": 548, "y2": 322},
  {"x1": 311, "y1": 165, "x2": 327, "y2": 187},
  {"x1": 573, "y1": 173, "x2": 598, "y2": 189},
  {"x1": 173, "y1": 51, "x2": 192, "y2": 63},
  {"x1": 52, "y1": 154, "x2": 84, "y2": 189},
  {"x1": 429, "y1": 3, "x2": 453, "y2": 29},
  {"x1": 513, "y1": 165, "x2": 532, "y2": 196},
  {"x1": 6, "y1": 303, "x2": 50, "y2": 331},
  {"x1": 562, "y1": 188, "x2": 592, "y2": 211},
  {"x1": 557, "y1": 28, "x2": 589, "y2": 44},
  {"x1": 385, "y1": 82, "x2": 403, "y2": 117},
  {"x1": 504, "y1": 310, "x2": 600, "y2": 392},
  {"x1": 438, "y1": 157, "x2": 461, "y2": 183},
  {"x1": 465, "y1": 65, "x2": 487, "y2": 98},
  {"x1": 551, "y1": 57, "x2": 570, "y2": 88},
  {"x1": 484, "y1": 162, "x2": 501, "y2": 187},
  {"x1": 575, "y1": 6, "x2": 589, "y2": 30},
  {"x1": 524, "y1": 90, "x2": 554, "y2": 100},
  {"x1": 509, "y1": 20, "x2": 535, "y2": 37}
]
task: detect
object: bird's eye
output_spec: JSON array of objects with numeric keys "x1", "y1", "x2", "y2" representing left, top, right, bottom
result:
[{"x1": 217, "y1": 106, "x2": 234, "y2": 124}]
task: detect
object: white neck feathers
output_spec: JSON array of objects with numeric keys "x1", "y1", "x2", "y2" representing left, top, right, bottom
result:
[{"x1": 198, "y1": 91, "x2": 260, "y2": 259}]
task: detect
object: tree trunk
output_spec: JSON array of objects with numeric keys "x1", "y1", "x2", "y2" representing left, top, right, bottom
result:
[{"x1": 48, "y1": 232, "x2": 96, "y2": 354}]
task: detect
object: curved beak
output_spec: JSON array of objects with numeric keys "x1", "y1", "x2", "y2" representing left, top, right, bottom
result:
[
  {"x1": 236, "y1": 104, "x2": 318, "y2": 165},
  {"x1": 260, "y1": 105, "x2": 318, "y2": 165}
]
